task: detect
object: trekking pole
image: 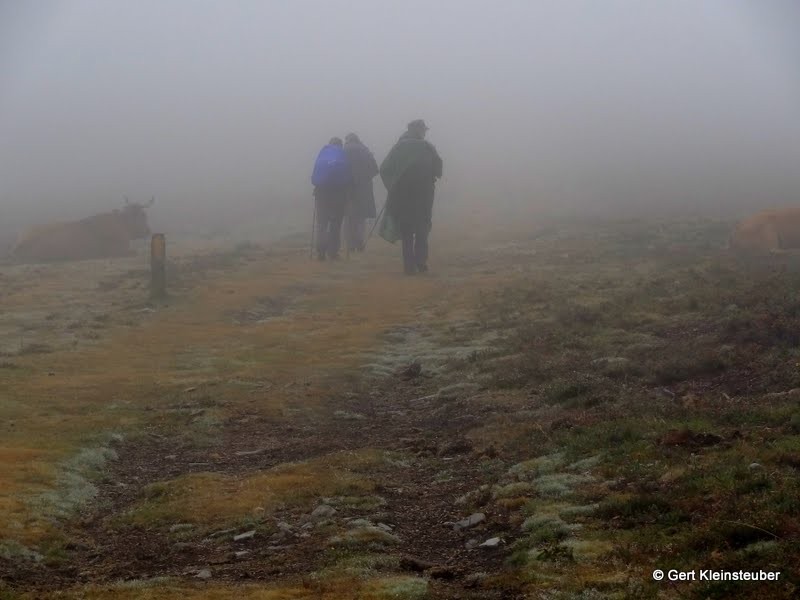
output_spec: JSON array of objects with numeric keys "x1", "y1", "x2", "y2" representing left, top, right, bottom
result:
[
  {"x1": 345, "y1": 214, "x2": 350, "y2": 261},
  {"x1": 310, "y1": 204, "x2": 316, "y2": 259},
  {"x1": 344, "y1": 192, "x2": 352, "y2": 260},
  {"x1": 365, "y1": 202, "x2": 386, "y2": 248}
]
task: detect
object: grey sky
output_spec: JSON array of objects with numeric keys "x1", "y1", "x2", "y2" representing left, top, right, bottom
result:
[{"x1": 1, "y1": 1, "x2": 799, "y2": 232}]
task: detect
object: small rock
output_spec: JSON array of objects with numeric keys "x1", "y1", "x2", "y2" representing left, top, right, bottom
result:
[
  {"x1": 436, "y1": 382, "x2": 480, "y2": 400},
  {"x1": 347, "y1": 518, "x2": 373, "y2": 529},
  {"x1": 659, "y1": 468, "x2": 685, "y2": 484},
  {"x1": 165, "y1": 454, "x2": 177, "y2": 460},
  {"x1": 235, "y1": 449, "x2": 265, "y2": 457},
  {"x1": 464, "y1": 572, "x2": 488, "y2": 588},
  {"x1": 330, "y1": 526, "x2": 401, "y2": 546},
  {"x1": 276, "y1": 521, "x2": 294, "y2": 534},
  {"x1": 763, "y1": 388, "x2": 800, "y2": 400},
  {"x1": 173, "y1": 542, "x2": 193, "y2": 552},
  {"x1": 370, "y1": 511, "x2": 393, "y2": 523},
  {"x1": 234, "y1": 550, "x2": 250, "y2": 559},
  {"x1": 311, "y1": 504, "x2": 337, "y2": 520},
  {"x1": 233, "y1": 529, "x2": 256, "y2": 542},
  {"x1": 591, "y1": 356, "x2": 630, "y2": 366},
  {"x1": 465, "y1": 538, "x2": 480, "y2": 550},
  {"x1": 453, "y1": 512, "x2": 486, "y2": 531},
  {"x1": 183, "y1": 386, "x2": 197, "y2": 393},
  {"x1": 209, "y1": 528, "x2": 236, "y2": 538},
  {"x1": 749, "y1": 463, "x2": 763, "y2": 470},
  {"x1": 169, "y1": 523, "x2": 194, "y2": 533},
  {"x1": 479, "y1": 537, "x2": 502, "y2": 548},
  {"x1": 377, "y1": 523, "x2": 393, "y2": 532},
  {"x1": 196, "y1": 569, "x2": 212, "y2": 579}
]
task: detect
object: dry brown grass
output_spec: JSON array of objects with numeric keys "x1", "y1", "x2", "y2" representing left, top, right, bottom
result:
[
  {"x1": 0, "y1": 234, "x2": 491, "y2": 545},
  {"x1": 124, "y1": 450, "x2": 386, "y2": 526},
  {"x1": 24, "y1": 575, "x2": 430, "y2": 599}
]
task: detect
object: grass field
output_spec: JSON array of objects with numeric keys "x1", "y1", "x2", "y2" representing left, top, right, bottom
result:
[{"x1": 1, "y1": 215, "x2": 798, "y2": 599}]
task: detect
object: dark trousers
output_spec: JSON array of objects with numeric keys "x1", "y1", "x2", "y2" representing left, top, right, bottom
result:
[
  {"x1": 401, "y1": 221, "x2": 430, "y2": 272},
  {"x1": 345, "y1": 216, "x2": 366, "y2": 251},
  {"x1": 388, "y1": 174, "x2": 434, "y2": 273},
  {"x1": 315, "y1": 187, "x2": 347, "y2": 258}
]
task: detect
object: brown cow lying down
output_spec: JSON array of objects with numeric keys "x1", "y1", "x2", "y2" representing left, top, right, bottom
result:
[
  {"x1": 13, "y1": 199, "x2": 153, "y2": 262},
  {"x1": 729, "y1": 207, "x2": 800, "y2": 253}
]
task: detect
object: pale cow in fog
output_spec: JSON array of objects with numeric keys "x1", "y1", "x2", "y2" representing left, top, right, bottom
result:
[{"x1": 729, "y1": 207, "x2": 800, "y2": 254}]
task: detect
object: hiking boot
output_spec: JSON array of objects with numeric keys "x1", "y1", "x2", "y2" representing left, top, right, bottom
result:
[{"x1": 417, "y1": 263, "x2": 428, "y2": 273}]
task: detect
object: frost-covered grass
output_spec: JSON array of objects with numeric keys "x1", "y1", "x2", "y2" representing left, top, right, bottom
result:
[{"x1": 472, "y1": 218, "x2": 800, "y2": 599}]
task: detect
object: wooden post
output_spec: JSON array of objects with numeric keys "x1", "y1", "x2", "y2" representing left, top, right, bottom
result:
[{"x1": 150, "y1": 233, "x2": 166, "y2": 300}]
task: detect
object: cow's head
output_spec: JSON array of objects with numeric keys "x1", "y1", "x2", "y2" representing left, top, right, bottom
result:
[{"x1": 120, "y1": 196, "x2": 154, "y2": 239}]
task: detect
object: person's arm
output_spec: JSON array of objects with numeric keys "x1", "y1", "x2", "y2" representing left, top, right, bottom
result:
[
  {"x1": 379, "y1": 147, "x2": 396, "y2": 190},
  {"x1": 368, "y1": 152, "x2": 379, "y2": 179},
  {"x1": 431, "y1": 147, "x2": 443, "y2": 181}
]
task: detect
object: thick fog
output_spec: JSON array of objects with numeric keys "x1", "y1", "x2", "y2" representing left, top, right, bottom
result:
[{"x1": 1, "y1": 1, "x2": 799, "y2": 243}]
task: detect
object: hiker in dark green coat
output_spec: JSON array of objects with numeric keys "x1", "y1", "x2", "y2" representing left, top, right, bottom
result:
[{"x1": 380, "y1": 120, "x2": 443, "y2": 275}]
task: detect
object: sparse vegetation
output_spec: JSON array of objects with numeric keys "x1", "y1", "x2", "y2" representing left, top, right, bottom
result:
[
  {"x1": 2, "y1": 218, "x2": 800, "y2": 598},
  {"x1": 466, "y1": 218, "x2": 800, "y2": 597}
]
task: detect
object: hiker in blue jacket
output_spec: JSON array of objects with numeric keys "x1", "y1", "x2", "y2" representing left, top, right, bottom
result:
[{"x1": 312, "y1": 137, "x2": 352, "y2": 261}]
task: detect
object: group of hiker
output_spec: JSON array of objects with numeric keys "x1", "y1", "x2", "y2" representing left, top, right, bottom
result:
[{"x1": 311, "y1": 119, "x2": 443, "y2": 275}]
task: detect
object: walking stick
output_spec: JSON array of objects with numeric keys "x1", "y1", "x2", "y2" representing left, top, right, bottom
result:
[
  {"x1": 345, "y1": 217, "x2": 350, "y2": 260},
  {"x1": 344, "y1": 209, "x2": 350, "y2": 261},
  {"x1": 365, "y1": 202, "x2": 386, "y2": 248},
  {"x1": 310, "y1": 203, "x2": 316, "y2": 259}
]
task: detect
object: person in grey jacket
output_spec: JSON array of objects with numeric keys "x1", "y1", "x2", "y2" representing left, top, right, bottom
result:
[{"x1": 343, "y1": 133, "x2": 379, "y2": 252}]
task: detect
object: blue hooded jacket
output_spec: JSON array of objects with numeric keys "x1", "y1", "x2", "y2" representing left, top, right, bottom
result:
[{"x1": 312, "y1": 144, "x2": 352, "y2": 187}]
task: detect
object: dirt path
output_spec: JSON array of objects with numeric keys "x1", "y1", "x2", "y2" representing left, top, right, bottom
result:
[
  {"x1": 1, "y1": 228, "x2": 531, "y2": 598},
  {"x1": 19, "y1": 376, "x2": 520, "y2": 597}
]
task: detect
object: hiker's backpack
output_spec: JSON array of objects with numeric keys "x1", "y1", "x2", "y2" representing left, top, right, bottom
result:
[{"x1": 311, "y1": 145, "x2": 351, "y2": 187}]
